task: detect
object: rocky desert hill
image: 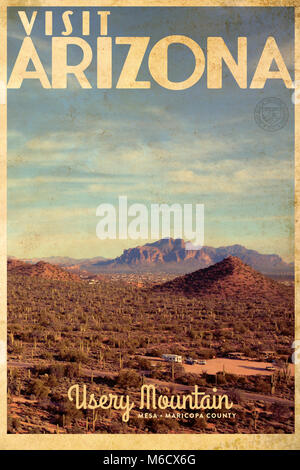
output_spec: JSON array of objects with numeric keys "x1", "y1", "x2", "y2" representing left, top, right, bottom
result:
[
  {"x1": 152, "y1": 256, "x2": 294, "y2": 305},
  {"x1": 7, "y1": 259, "x2": 81, "y2": 282}
]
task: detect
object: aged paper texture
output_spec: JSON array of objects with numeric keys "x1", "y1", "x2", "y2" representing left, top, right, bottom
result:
[{"x1": 0, "y1": 0, "x2": 299, "y2": 450}]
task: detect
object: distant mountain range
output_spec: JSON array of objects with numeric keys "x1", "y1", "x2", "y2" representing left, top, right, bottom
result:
[
  {"x1": 7, "y1": 258, "x2": 80, "y2": 282},
  {"x1": 152, "y1": 256, "x2": 293, "y2": 304},
  {"x1": 14, "y1": 256, "x2": 107, "y2": 268},
  {"x1": 10, "y1": 238, "x2": 294, "y2": 275}
]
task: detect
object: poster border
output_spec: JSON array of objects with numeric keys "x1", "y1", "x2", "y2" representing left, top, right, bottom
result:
[{"x1": 0, "y1": 0, "x2": 299, "y2": 450}]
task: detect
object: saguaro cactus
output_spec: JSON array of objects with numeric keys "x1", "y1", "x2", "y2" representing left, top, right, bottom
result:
[
  {"x1": 253, "y1": 410, "x2": 259, "y2": 430},
  {"x1": 270, "y1": 373, "x2": 278, "y2": 395},
  {"x1": 92, "y1": 409, "x2": 98, "y2": 432}
]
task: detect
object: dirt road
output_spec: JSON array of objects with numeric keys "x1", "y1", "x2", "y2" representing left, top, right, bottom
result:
[
  {"x1": 144, "y1": 377, "x2": 293, "y2": 406},
  {"x1": 143, "y1": 356, "x2": 294, "y2": 377},
  {"x1": 8, "y1": 360, "x2": 293, "y2": 407},
  {"x1": 183, "y1": 358, "x2": 294, "y2": 377}
]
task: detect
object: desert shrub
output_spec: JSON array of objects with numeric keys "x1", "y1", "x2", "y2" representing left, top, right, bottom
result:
[
  {"x1": 215, "y1": 373, "x2": 226, "y2": 385},
  {"x1": 30, "y1": 427, "x2": 43, "y2": 434},
  {"x1": 173, "y1": 363, "x2": 185, "y2": 376},
  {"x1": 40, "y1": 351, "x2": 54, "y2": 360},
  {"x1": 270, "y1": 402, "x2": 290, "y2": 421},
  {"x1": 57, "y1": 348, "x2": 88, "y2": 363},
  {"x1": 136, "y1": 357, "x2": 152, "y2": 371},
  {"x1": 27, "y1": 379, "x2": 50, "y2": 399},
  {"x1": 47, "y1": 374, "x2": 58, "y2": 388},
  {"x1": 235, "y1": 375, "x2": 248, "y2": 387},
  {"x1": 7, "y1": 416, "x2": 20, "y2": 433},
  {"x1": 191, "y1": 415, "x2": 207, "y2": 430},
  {"x1": 187, "y1": 329, "x2": 199, "y2": 340},
  {"x1": 49, "y1": 391, "x2": 64, "y2": 404},
  {"x1": 197, "y1": 349, "x2": 215, "y2": 359},
  {"x1": 32, "y1": 365, "x2": 48, "y2": 376},
  {"x1": 204, "y1": 374, "x2": 217, "y2": 385},
  {"x1": 56, "y1": 401, "x2": 83, "y2": 426},
  {"x1": 49, "y1": 364, "x2": 66, "y2": 378},
  {"x1": 116, "y1": 369, "x2": 141, "y2": 389},
  {"x1": 255, "y1": 378, "x2": 270, "y2": 394},
  {"x1": 7, "y1": 375, "x2": 22, "y2": 396},
  {"x1": 128, "y1": 416, "x2": 145, "y2": 430},
  {"x1": 176, "y1": 373, "x2": 198, "y2": 386},
  {"x1": 227, "y1": 389, "x2": 242, "y2": 405},
  {"x1": 11, "y1": 342, "x2": 23, "y2": 355},
  {"x1": 145, "y1": 417, "x2": 179, "y2": 433},
  {"x1": 107, "y1": 421, "x2": 125, "y2": 433},
  {"x1": 65, "y1": 363, "x2": 80, "y2": 378},
  {"x1": 145, "y1": 349, "x2": 162, "y2": 357},
  {"x1": 176, "y1": 373, "x2": 206, "y2": 387}
]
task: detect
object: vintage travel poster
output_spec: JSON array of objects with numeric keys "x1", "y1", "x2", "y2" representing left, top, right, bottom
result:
[{"x1": 0, "y1": 0, "x2": 299, "y2": 451}]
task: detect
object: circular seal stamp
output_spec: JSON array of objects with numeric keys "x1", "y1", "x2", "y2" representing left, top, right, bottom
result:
[{"x1": 254, "y1": 97, "x2": 288, "y2": 132}]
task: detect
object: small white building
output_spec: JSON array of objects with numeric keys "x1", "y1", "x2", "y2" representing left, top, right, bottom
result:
[{"x1": 162, "y1": 354, "x2": 182, "y2": 363}]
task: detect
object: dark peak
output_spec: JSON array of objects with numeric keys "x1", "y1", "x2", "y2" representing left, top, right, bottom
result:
[
  {"x1": 225, "y1": 244, "x2": 245, "y2": 249},
  {"x1": 221, "y1": 255, "x2": 249, "y2": 267},
  {"x1": 189, "y1": 255, "x2": 253, "y2": 280},
  {"x1": 145, "y1": 238, "x2": 185, "y2": 249}
]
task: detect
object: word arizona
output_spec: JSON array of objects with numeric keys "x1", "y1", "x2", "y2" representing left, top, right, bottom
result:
[{"x1": 8, "y1": 35, "x2": 293, "y2": 90}]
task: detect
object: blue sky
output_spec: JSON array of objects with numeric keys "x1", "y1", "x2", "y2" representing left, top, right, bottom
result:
[{"x1": 7, "y1": 7, "x2": 295, "y2": 260}]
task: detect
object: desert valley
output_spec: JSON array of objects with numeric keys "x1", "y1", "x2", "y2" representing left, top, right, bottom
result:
[{"x1": 7, "y1": 239, "x2": 294, "y2": 434}]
